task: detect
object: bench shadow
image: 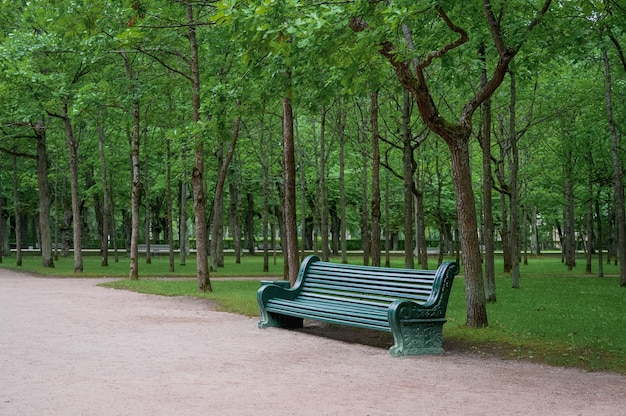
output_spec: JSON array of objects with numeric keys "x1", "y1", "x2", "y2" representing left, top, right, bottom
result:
[
  {"x1": 294, "y1": 320, "x2": 394, "y2": 351},
  {"x1": 293, "y1": 320, "x2": 470, "y2": 355}
]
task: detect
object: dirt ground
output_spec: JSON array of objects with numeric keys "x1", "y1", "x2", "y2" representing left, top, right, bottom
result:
[{"x1": 1, "y1": 269, "x2": 625, "y2": 416}]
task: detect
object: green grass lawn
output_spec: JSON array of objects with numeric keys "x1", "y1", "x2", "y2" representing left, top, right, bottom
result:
[{"x1": 2, "y1": 252, "x2": 625, "y2": 374}]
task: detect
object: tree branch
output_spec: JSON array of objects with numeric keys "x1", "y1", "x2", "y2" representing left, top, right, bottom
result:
[
  {"x1": 0, "y1": 145, "x2": 36, "y2": 159},
  {"x1": 608, "y1": 30, "x2": 626, "y2": 72},
  {"x1": 460, "y1": 0, "x2": 552, "y2": 127},
  {"x1": 136, "y1": 47, "x2": 192, "y2": 82},
  {"x1": 418, "y1": 5, "x2": 469, "y2": 70}
]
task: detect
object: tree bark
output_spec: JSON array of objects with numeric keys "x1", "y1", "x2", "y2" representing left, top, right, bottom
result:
[
  {"x1": 262, "y1": 160, "x2": 270, "y2": 272},
  {"x1": 179, "y1": 180, "x2": 188, "y2": 266},
  {"x1": 97, "y1": 120, "x2": 110, "y2": 267},
  {"x1": 228, "y1": 173, "x2": 242, "y2": 264},
  {"x1": 509, "y1": 70, "x2": 521, "y2": 288},
  {"x1": 338, "y1": 110, "x2": 348, "y2": 264},
  {"x1": 283, "y1": 95, "x2": 299, "y2": 284},
  {"x1": 121, "y1": 51, "x2": 141, "y2": 281},
  {"x1": 603, "y1": 51, "x2": 626, "y2": 286},
  {"x1": 401, "y1": 90, "x2": 415, "y2": 269},
  {"x1": 361, "y1": 145, "x2": 370, "y2": 266},
  {"x1": 563, "y1": 146, "x2": 576, "y2": 271},
  {"x1": 596, "y1": 191, "x2": 604, "y2": 277},
  {"x1": 370, "y1": 91, "x2": 381, "y2": 267},
  {"x1": 12, "y1": 153, "x2": 22, "y2": 266},
  {"x1": 320, "y1": 107, "x2": 330, "y2": 262},
  {"x1": 144, "y1": 136, "x2": 151, "y2": 265},
  {"x1": 187, "y1": 1, "x2": 211, "y2": 291},
  {"x1": 414, "y1": 180, "x2": 428, "y2": 269},
  {"x1": 34, "y1": 119, "x2": 54, "y2": 268},
  {"x1": 480, "y1": 43, "x2": 496, "y2": 301},
  {"x1": 496, "y1": 134, "x2": 512, "y2": 273},
  {"x1": 210, "y1": 117, "x2": 240, "y2": 271},
  {"x1": 58, "y1": 106, "x2": 83, "y2": 273},
  {"x1": 166, "y1": 136, "x2": 175, "y2": 273},
  {"x1": 586, "y1": 170, "x2": 593, "y2": 275}
]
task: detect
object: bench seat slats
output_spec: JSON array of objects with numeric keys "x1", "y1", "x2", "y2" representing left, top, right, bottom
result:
[{"x1": 266, "y1": 299, "x2": 391, "y2": 331}]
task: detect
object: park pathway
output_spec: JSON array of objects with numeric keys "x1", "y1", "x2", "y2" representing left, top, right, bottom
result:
[{"x1": 1, "y1": 269, "x2": 625, "y2": 415}]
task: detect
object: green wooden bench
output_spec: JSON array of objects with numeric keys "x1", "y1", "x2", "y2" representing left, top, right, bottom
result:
[{"x1": 257, "y1": 255, "x2": 460, "y2": 356}]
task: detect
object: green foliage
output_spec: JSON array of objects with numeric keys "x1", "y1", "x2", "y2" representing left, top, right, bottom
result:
[{"x1": 0, "y1": 0, "x2": 624, "y2": 295}]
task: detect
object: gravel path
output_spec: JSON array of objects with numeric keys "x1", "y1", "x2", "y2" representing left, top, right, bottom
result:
[{"x1": 1, "y1": 269, "x2": 625, "y2": 416}]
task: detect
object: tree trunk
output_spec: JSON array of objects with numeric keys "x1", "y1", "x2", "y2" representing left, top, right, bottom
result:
[
  {"x1": 370, "y1": 91, "x2": 381, "y2": 267},
  {"x1": 166, "y1": 136, "x2": 175, "y2": 273},
  {"x1": 585, "y1": 178, "x2": 593, "y2": 274},
  {"x1": 283, "y1": 95, "x2": 299, "y2": 284},
  {"x1": 34, "y1": 119, "x2": 54, "y2": 268},
  {"x1": 210, "y1": 117, "x2": 240, "y2": 271},
  {"x1": 128, "y1": 97, "x2": 141, "y2": 280},
  {"x1": 229, "y1": 174, "x2": 242, "y2": 264},
  {"x1": 480, "y1": 44, "x2": 496, "y2": 301},
  {"x1": 530, "y1": 206, "x2": 539, "y2": 255},
  {"x1": 449, "y1": 138, "x2": 488, "y2": 327},
  {"x1": 243, "y1": 193, "x2": 255, "y2": 254},
  {"x1": 97, "y1": 121, "x2": 110, "y2": 267},
  {"x1": 497, "y1": 137, "x2": 512, "y2": 273},
  {"x1": 179, "y1": 180, "x2": 188, "y2": 265},
  {"x1": 401, "y1": 90, "x2": 415, "y2": 269},
  {"x1": 144, "y1": 136, "x2": 151, "y2": 265},
  {"x1": 338, "y1": 109, "x2": 348, "y2": 264},
  {"x1": 384, "y1": 172, "x2": 391, "y2": 267},
  {"x1": 361, "y1": 145, "x2": 370, "y2": 266},
  {"x1": 320, "y1": 107, "x2": 330, "y2": 262},
  {"x1": 12, "y1": 153, "x2": 22, "y2": 266},
  {"x1": 109, "y1": 172, "x2": 119, "y2": 263},
  {"x1": 509, "y1": 71, "x2": 520, "y2": 288},
  {"x1": 60, "y1": 107, "x2": 83, "y2": 273},
  {"x1": 604, "y1": 51, "x2": 626, "y2": 286},
  {"x1": 275, "y1": 181, "x2": 288, "y2": 277},
  {"x1": 262, "y1": 161, "x2": 270, "y2": 273},
  {"x1": 187, "y1": 1, "x2": 211, "y2": 292},
  {"x1": 298, "y1": 117, "x2": 307, "y2": 257},
  {"x1": 121, "y1": 51, "x2": 140, "y2": 281},
  {"x1": 596, "y1": 191, "x2": 604, "y2": 277},
  {"x1": 564, "y1": 151, "x2": 576, "y2": 271},
  {"x1": 415, "y1": 183, "x2": 428, "y2": 269}
]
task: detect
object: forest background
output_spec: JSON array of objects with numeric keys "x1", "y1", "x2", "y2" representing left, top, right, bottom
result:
[{"x1": 0, "y1": 1, "x2": 625, "y2": 328}]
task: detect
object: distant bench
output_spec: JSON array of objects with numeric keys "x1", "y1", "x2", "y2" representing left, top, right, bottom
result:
[
  {"x1": 137, "y1": 244, "x2": 171, "y2": 255},
  {"x1": 257, "y1": 255, "x2": 459, "y2": 356}
]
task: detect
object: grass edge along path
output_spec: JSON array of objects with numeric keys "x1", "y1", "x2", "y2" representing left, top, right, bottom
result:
[
  {"x1": 99, "y1": 274, "x2": 626, "y2": 376},
  {"x1": 2, "y1": 254, "x2": 625, "y2": 375}
]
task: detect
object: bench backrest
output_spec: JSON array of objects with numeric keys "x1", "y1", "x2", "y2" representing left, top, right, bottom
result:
[{"x1": 294, "y1": 255, "x2": 459, "y2": 313}]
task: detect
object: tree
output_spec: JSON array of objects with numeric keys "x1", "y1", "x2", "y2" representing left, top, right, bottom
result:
[
  {"x1": 349, "y1": 0, "x2": 552, "y2": 327},
  {"x1": 370, "y1": 90, "x2": 382, "y2": 267},
  {"x1": 603, "y1": 51, "x2": 626, "y2": 286}
]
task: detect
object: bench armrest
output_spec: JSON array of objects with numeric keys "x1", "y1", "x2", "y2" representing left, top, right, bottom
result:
[
  {"x1": 387, "y1": 261, "x2": 459, "y2": 324},
  {"x1": 258, "y1": 280, "x2": 296, "y2": 304},
  {"x1": 257, "y1": 280, "x2": 301, "y2": 328}
]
